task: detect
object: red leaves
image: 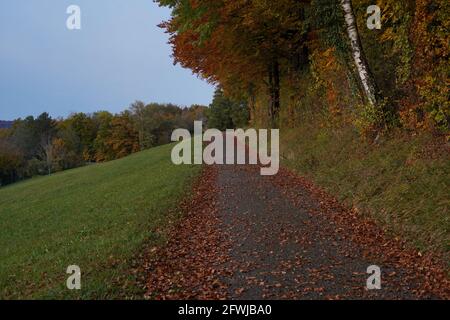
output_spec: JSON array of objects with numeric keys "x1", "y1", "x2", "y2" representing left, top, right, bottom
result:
[
  {"x1": 143, "y1": 166, "x2": 230, "y2": 300},
  {"x1": 270, "y1": 167, "x2": 450, "y2": 299},
  {"x1": 140, "y1": 163, "x2": 449, "y2": 300}
]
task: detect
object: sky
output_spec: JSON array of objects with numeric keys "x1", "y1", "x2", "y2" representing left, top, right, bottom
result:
[{"x1": 0, "y1": 0, "x2": 215, "y2": 120}]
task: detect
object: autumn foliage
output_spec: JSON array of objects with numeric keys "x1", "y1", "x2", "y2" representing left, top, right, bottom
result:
[
  {"x1": 158, "y1": 0, "x2": 449, "y2": 134},
  {"x1": 0, "y1": 103, "x2": 207, "y2": 186}
]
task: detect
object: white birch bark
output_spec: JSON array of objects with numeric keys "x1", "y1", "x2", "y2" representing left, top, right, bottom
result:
[{"x1": 340, "y1": 0, "x2": 378, "y2": 107}]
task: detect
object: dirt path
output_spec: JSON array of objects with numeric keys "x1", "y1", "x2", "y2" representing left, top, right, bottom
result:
[{"x1": 143, "y1": 164, "x2": 449, "y2": 300}]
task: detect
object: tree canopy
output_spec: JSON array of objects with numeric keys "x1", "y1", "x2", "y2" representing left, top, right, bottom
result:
[{"x1": 157, "y1": 0, "x2": 449, "y2": 133}]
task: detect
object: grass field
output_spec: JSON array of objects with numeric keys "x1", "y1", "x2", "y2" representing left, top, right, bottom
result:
[
  {"x1": 0, "y1": 143, "x2": 201, "y2": 299},
  {"x1": 281, "y1": 121, "x2": 449, "y2": 264}
]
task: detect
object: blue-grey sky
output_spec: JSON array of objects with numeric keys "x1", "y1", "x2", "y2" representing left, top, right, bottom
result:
[{"x1": 0, "y1": 0, "x2": 215, "y2": 120}]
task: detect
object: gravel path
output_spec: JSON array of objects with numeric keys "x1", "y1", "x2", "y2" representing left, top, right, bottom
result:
[
  {"x1": 144, "y1": 164, "x2": 449, "y2": 300},
  {"x1": 218, "y1": 165, "x2": 419, "y2": 299}
]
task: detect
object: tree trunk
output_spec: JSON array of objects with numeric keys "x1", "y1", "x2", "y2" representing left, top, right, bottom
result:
[
  {"x1": 268, "y1": 59, "x2": 281, "y2": 125},
  {"x1": 247, "y1": 83, "x2": 256, "y2": 124},
  {"x1": 273, "y1": 59, "x2": 281, "y2": 118},
  {"x1": 40, "y1": 135, "x2": 54, "y2": 175},
  {"x1": 340, "y1": 0, "x2": 378, "y2": 107}
]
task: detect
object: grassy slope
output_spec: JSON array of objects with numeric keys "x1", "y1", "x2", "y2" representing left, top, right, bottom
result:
[
  {"x1": 281, "y1": 123, "x2": 449, "y2": 263},
  {"x1": 0, "y1": 143, "x2": 200, "y2": 299}
]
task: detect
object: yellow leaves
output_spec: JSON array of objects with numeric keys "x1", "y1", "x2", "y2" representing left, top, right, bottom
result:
[
  {"x1": 379, "y1": 27, "x2": 394, "y2": 42},
  {"x1": 309, "y1": 46, "x2": 348, "y2": 119},
  {"x1": 323, "y1": 48, "x2": 337, "y2": 70},
  {"x1": 313, "y1": 47, "x2": 340, "y2": 74}
]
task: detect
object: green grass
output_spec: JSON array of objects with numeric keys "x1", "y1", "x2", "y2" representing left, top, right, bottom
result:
[
  {"x1": 0, "y1": 143, "x2": 201, "y2": 299},
  {"x1": 281, "y1": 122, "x2": 449, "y2": 263}
]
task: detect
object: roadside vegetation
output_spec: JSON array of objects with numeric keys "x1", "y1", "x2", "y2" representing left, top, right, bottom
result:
[{"x1": 281, "y1": 120, "x2": 449, "y2": 262}]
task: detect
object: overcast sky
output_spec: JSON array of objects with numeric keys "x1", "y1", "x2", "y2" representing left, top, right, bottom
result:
[{"x1": 0, "y1": 0, "x2": 215, "y2": 120}]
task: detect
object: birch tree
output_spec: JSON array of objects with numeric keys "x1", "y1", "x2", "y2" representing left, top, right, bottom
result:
[
  {"x1": 40, "y1": 136, "x2": 54, "y2": 175},
  {"x1": 340, "y1": 0, "x2": 379, "y2": 107}
]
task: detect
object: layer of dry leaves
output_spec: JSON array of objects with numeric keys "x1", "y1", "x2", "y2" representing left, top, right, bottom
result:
[
  {"x1": 138, "y1": 163, "x2": 449, "y2": 300},
  {"x1": 271, "y1": 167, "x2": 450, "y2": 299},
  {"x1": 142, "y1": 166, "x2": 231, "y2": 299}
]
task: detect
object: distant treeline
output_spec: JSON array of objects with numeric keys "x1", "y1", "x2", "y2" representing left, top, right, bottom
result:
[
  {"x1": 0, "y1": 90, "x2": 249, "y2": 186},
  {"x1": 0, "y1": 102, "x2": 207, "y2": 186}
]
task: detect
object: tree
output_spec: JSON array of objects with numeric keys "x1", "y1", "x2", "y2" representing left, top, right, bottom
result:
[
  {"x1": 180, "y1": 104, "x2": 208, "y2": 132},
  {"x1": 39, "y1": 135, "x2": 55, "y2": 175},
  {"x1": 130, "y1": 101, "x2": 155, "y2": 150},
  {"x1": 55, "y1": 123, "x2": 84, "y2": 169},
  {"x1": 157, "y1": 0, "x2": 310, "y2": 124},
  {"x1": 340, "y1": 0, "x2": 379, "y2": 108},
  {"x1": 92, "y1": 111, "x2": 114, "y2": 162},
  {"x1": 9, "y1": 113, "x2": 57, "y2": 172},
  {"x1": 0, "y1": 139, "x2": 24, "y2": 186},
  {"x1": 65, "y1": 113, "x2": 98, "y2": 162},
  {"x1": 103, "y1": 111, "x2": 140, "y2": 159},
  {"x1": 207, "y1": 88, "x2": 249, "y2": 130},
  {"x1": 10, "y1": 116, "x2": 43, "y2": 159}
]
